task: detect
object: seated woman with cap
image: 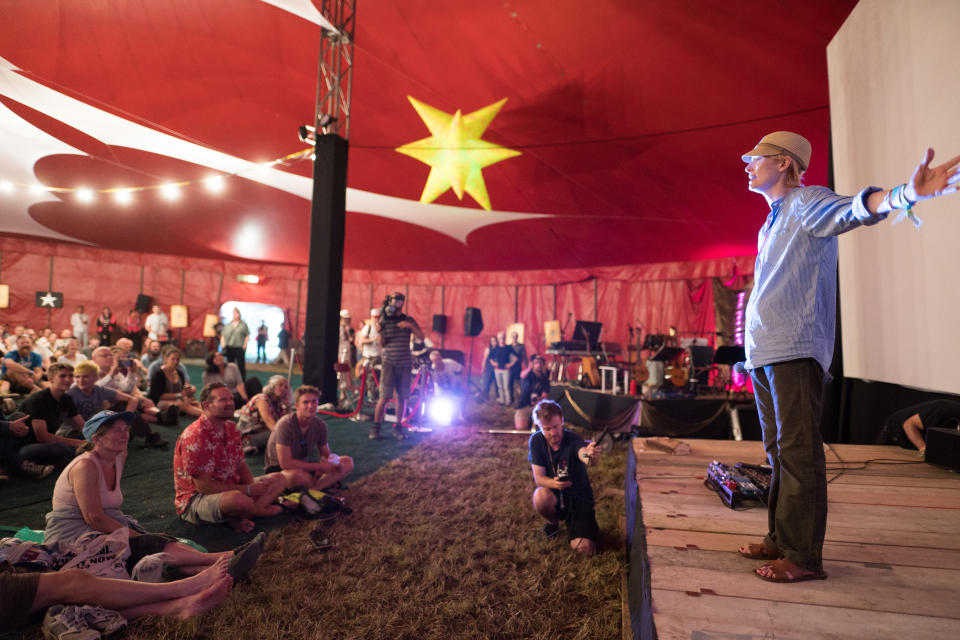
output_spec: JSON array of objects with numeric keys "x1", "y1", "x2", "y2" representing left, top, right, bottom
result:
[{"x1": 43, "y1": 411, "x2": 263, "y2": 579}]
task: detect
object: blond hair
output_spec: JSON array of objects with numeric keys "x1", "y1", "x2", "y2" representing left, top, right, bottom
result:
[
  {"x1": 774, "y1": 152, "x2": 805, "y2": 188},
  {"x1": 74, "y1": 360, "x2": 100, "y2": 376}
]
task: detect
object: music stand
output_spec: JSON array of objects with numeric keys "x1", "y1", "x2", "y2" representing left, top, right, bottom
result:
[
  {"x1": 572, "y1": 320, "x2": 603, "y2": 351},
  {"x1": 713, "y1": 346, "x2": 746, "y2": 366},
  {"x1": 650, "y1": 346, "x2": 685, "y2": 362}
]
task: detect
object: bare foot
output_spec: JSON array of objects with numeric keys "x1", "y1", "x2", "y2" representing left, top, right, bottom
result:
[
  {"x1": 176, "y1": 575, "x2": 233, "y2": 619},
  {"x1": 230, "y1": 518, "x2": 255, "y2": 533},
  {"x1": 754, "y1": 557, "x2": 827, "y2": 583},
  {"x1": 738, "y1": 541, "x2": 778, "y2": 560}
]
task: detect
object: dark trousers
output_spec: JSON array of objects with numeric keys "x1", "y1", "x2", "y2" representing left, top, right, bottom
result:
[
  {"x1": 750, "y1": 358, "x2": 827, "y2": 574},
  {"x1": 224, "y1": 346, "x2": 247, "y2": 380},
  {"x1": 19, "y1": 442, "x2": 76, "y2": 469},
  {"x1": 479, "y1": 366, "x2": 496, "y2": 401}
]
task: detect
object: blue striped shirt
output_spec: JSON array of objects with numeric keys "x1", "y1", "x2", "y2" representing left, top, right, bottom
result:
[{"x1": 745, "y1": 185, "x2": 885, "y2": 374}]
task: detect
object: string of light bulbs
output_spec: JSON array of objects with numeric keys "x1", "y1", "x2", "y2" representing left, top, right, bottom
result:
[{"x1": 0, "y1": 147, "x2": 313, "y2": 204}]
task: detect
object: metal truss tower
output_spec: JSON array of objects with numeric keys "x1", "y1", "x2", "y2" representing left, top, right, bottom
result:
[{"x1": 316, "y1": 0, "x2": 356, "y2": 139}]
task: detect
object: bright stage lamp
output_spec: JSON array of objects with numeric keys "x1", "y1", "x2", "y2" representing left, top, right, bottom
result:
[
  {"x1": 160, "y1": 183, "x2": 180, "y2": 201},
  {"x1": 113, "y1": 189, "x2": 134, "y2": 205},
  {"x1": 426, "y1": 394, "x2": 456, "y2": 427},
  {"x1": 204, "y1": 175, "x2": 225, "y2": 193},
  {"x1": 0, "y1": 181, "x2": 13, "y2": 193},
  {"x1": 75, "y1": 188, "x2": 95, "y2": 203}
]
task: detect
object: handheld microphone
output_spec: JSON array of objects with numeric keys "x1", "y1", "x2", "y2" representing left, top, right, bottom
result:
[{"x1": 733, "y1": 361, "x2": 747, "y2": 375}]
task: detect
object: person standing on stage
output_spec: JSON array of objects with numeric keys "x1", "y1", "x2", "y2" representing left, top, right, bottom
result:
[
  {"x1": 220, "y1": 308, "x2": 250, "y2": 381},
  {"x1": 738, "y1": 131, "x2": 960, "y2": 583}
]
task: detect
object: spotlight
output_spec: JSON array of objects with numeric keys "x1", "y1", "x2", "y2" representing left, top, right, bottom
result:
[
  {"x1": 0, "y1": 181, "x2": 13, "y2": 193},
  {"x1": 159, "y1": 183, "x2": 180, "y2": 201},
  {"x1": 113, "y1": 189, "x2": 134, "y2": 205},
  {"x1": 204, "y1": 175, "x2": 225, "y2": 194},
  {"x1": 298, "y1": 124, "x2": 316, "y2": 144},
  {"x1": 75, "y1": 188, "x2": 95, "y2": 203},
  {"x1": 426, "y1": 394, "x2": 457, "y2": 427}
]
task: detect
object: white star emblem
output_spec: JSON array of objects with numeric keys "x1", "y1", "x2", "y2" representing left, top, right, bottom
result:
[{"x1": 39, "y1": 292, "x2": 58, "y2": 307}]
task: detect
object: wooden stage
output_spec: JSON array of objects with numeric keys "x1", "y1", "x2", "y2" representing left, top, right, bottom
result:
[{"x1": 629, "y1": 439, "x2": 960, "y2": 640}]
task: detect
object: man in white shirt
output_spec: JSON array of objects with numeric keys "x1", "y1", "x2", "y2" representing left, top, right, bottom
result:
[
  {"x1": 144, "y1": 305, "x2": 170, "y2": 343},
  {"x1": 70, "y1": 305, "x2": 89, "y2": 348}
]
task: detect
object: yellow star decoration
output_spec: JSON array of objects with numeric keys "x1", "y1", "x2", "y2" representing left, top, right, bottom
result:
[{"x1": 395, "y1": 96, "x2": 521, "y2": 211}]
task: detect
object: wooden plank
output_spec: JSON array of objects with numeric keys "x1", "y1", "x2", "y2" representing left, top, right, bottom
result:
[
  {"x1": 648, "y1": 547, "x2": 960, "y2": 619},
  {"x1": 650, "y1": 589, "x2": 958, "y2": 640},
  {"x1": 633, "y1": 476, "x2": 960, "y2": 508},
  {"x1": 644, "y1": 528, "x2": 960, "y2": 570},
  {"x1": 641, "y1": 513, "x2": 960, "y2": 550},
  {"x1": 638, "y1": 492, "x2": 960, "y2": 534}
]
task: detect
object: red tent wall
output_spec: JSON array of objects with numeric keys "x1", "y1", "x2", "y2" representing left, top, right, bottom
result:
[{"x1": 1, "y1": 236, "x2": 753, "y2": 373}]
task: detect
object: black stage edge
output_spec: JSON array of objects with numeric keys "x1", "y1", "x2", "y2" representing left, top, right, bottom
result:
[
  {"x1": 302, "y1": 134, "x2": 349, "y2": 403},
  {"x1": 626, "y1": 439, "x2": 655, "y2": 640}
]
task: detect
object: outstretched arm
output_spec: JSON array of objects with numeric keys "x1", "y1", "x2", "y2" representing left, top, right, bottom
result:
[{"x1": 867, "y1": 149, "x2": 960, "y2": 214}]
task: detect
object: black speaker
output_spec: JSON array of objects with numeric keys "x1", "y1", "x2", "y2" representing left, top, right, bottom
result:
[
  {"x1": 925, "y1": 428, "x2": 960, "y2": 471},
  {"x1": 464, "y1": 307, "x2": 483, "y2": 337},
  {"x1": 135, "y1": 294, "x2": 153, "y2": 313},
  {"x1": 432, "y1": 314, "x2": 447, "y2": 334}
]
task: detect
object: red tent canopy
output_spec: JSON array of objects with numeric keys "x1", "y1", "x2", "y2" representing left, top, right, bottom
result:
[{"x1": 0, "y1": 0, "x2": 857, "y2": 272}]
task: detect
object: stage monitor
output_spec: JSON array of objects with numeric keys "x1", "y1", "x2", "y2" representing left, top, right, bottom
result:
[{"x1": 572, "y1": 320, "x2": 602, "y2": 350}]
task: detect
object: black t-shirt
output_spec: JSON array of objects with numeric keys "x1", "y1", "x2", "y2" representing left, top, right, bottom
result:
[
  {"x1": 516, "y1": 371, "x2": 551, "y2": 409},
  {"x1": 277, "y1": 329, "x2": 291, "y2": 350},
  {"x1": 20, "y1": 389, "x2": 79, "y2": 446},
  {"x1": 492, "y1": 345, "x2": 513, "y2": 368},
  {"x1": 883, "y1": 400, "x2": 960, "y2": 449},
  {"x1": 527, "y1": 429, "x2": 593, "y2": 502}
]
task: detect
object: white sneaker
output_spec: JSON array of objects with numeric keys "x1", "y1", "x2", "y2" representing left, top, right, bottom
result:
[
  {"x1": 78, "y1": 606, "x2": 127, "y2": 636},
  {"x1": 42, "y1": 604, "x2": 100, "y2": 640},
  {"x1": 21, "y1": 459, "x2": 55, "y2": 479}
]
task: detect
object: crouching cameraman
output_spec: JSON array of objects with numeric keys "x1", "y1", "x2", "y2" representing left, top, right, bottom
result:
[
  {"x1": 528, "y1": 399, "x2": 599, "y2": 556},
  {"x1": 371, "y1": 292, "x2": 423, "y2": 440}
]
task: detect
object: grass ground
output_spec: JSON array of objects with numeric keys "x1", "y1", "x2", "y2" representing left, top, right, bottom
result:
[{"x1": 8, "y1": 389, "x2": 628, "y2": 639}]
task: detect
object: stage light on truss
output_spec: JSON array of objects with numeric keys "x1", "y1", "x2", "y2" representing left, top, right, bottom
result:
[
  {"x1": 113, "y1": 189, "x2": 134, "y2": 205},
  {"x1": 236, "y1": 274, "x2": 260, "y2": 284},
  {"x1": 0, "y1": 181, "x2": 13, "y2": 193},
  {"x1": 159, "y1": 183, "x2": 181, "y2": 201},
  {"x1": 75, "y1": 187, "x2": 95, "y2": 203},
  {"x1": 29, "y1": 184, "x2": 46, "y2": 195},
  {"x1": 203, "y1": 175, "x2": 225, "y2": 194},
  {"x1": 426, "y1": 394, "x2": 456, "y2": 427}
]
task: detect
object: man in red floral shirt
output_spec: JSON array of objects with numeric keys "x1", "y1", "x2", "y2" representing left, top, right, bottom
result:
[{"x1": 173, "y1": 382, "x2": 285, "y2": 532}]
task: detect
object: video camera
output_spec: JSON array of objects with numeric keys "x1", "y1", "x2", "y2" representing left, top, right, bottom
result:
[{"x1": 378, "y1": 292, "x2": 407, "y2": 327}]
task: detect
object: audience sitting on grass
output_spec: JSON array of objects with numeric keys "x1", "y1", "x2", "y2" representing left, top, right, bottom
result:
[
  {"x1": 528, "y1": 399, "x2": 599, "y2": 556},
  {"x1": 2, "y1": 334, "x2": 46, "y2": 395},
  {"x1": 146, "y1": 343, "x2": 191, "y2": 389},
  {"x1": 18, "y1": 363, "x2": 86, "y2": 469},
  {"x1": 0, "y1": 556, "x2": 234, "y2": 636},
  {"x1": 113, "y1": 337, "x2": 150, "y2": 377},
  {"x1": 148, "y1": 346, "x2": 201, "y2": 424},
  {"x1": 56, "y1": 338, "x2": 88, "y2": 367},
  {"x1": 236, "y1": 375, "x2": 292, "y2": 455},
  {"x1": 140, "y1": 338, "x2": 163, "y2": 371},
  {"x1": 264, "y1": 385, "x2": 353, "y2": 492},
  {"x1": 0, "y1": 413, "x2": 55, "y2": 481},
  {"x1": 44, "y1": 410, "x2": 262, "y2": 581},
  {"x1": 79, "y1": 335, "x2": 99, "y2": 360},
  {"x1": 514, "y1": 355, "x2": 551, "y2": 431},
  {"x1": 174, "y1": 382, "x2": 286, "y2": 532},
  {"x1": 68, "y1": 360, "x2": 167, "y2": 449},
  {"x1": 203, "y1": 351, "x2": 248, "y2": 408},
  {"x1": 92, "y1": 346, "x2": 163, "y2": 427}
]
